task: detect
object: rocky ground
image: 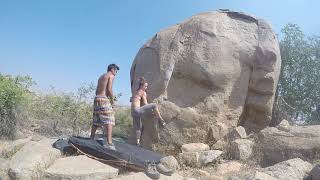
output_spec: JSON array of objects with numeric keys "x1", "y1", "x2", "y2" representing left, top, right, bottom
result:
[{"x1": 1, "y1": 120, "x2": 320, "y2": 180}]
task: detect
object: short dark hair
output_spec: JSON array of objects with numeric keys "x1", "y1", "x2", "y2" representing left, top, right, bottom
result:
[{"x1": 107, "y1": 64, "x2": 120, "y2": 72}]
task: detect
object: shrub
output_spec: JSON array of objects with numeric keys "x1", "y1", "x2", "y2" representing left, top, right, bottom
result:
[{"x1": 0, "y1": 74, "x2": 33, "y2": 139}]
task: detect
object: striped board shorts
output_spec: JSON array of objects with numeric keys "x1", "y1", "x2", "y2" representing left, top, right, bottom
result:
[{"x1": 92, "y1": 95, "x2": 115, "y2": 126}]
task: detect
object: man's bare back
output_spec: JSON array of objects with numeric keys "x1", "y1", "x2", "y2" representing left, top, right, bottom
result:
[{"x1": 96, "y1": 72, "x2": 114, "y2": 100}]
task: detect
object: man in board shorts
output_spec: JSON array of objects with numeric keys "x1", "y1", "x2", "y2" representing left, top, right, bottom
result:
[{"x1": 90, "y1": 64, "x2": 119, "y2": 150}]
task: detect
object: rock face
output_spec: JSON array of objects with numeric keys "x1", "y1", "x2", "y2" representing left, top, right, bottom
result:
[
  {"x1": 44, "y1": 155, "x2": 118, "y2": 180},
  {"x1": 8, "y1": 139, "x2": 61, "y2": 180},
  {"x1": 130, "y1": 10, "x2": 281, "y2": 150},
  {"x1": 257, "y1": 126, "x2": 320, "y2": 166}
]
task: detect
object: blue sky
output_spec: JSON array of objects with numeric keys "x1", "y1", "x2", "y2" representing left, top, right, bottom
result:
[{"x1": 0, "y1": 0, "x2": 319, "y2": 105}]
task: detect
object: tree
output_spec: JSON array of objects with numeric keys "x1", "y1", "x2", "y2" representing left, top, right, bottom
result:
[{"x1": 273, "y1": 24, "x2": 320, "y2": 124}]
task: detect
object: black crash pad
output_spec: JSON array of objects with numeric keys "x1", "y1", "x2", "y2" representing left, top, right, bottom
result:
[
  {"x1": 53, "y1": 138, "x2": 77, "y2": 155},
  {"x1": 68, "y1": 136, "x2": 164, "y2": 170}
]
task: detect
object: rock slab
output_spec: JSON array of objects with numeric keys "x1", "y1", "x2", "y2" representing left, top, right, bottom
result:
[
  {"x1": 8, "y1": 139, "x2": 61, "y2": 180},
  {"x1": 44, "y1": 155, "x2": 118, "y2": 180}
]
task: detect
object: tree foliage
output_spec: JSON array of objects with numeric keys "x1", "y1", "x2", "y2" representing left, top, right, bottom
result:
[
  {"x1": 0, "y1": 74, "x2": 33, "y2": 138},
  {"x1": 275, "y1": 23, "x2": 320, "y2": 123}
]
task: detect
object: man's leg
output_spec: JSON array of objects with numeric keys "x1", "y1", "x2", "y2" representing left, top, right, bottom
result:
[
  {"x1": 90, "y1": 125, "x2": 98, "y2": 139},
  {"x1": 106, "y1": 124, "x2": 113, "y2": 144}
]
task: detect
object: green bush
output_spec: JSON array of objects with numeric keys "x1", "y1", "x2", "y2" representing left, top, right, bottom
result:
[
  {"x1": 26, "y1": 84, "x2": 95, "y2": 136},
  {"x1": 0, "y1": 74, "x2": 133, "y2": 139},
  {"x1": 113, "y1": 107, "x2": 133, "y2": 139},
  {"x1": 0, "y1": 74, "x2": 33, "y2": 139}
]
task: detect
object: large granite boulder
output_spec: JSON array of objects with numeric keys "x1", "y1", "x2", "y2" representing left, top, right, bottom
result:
[
  {"x1": 8, "y1": 138, "x2": 61, "y2": 180},
  {"x1": 44, "y1": 155, "x2": 118, "y2": 180},
  {"x1": 260, "y1": 158, "x2": 312, "y2": 180},
  {"x1": 130, "y1": 10, "x2": 281, "y2": 151},
  {"x1": 256, "y1": 125, "x2": 320, "y2": 167},
  {"x1": 228, "y1": 158, "x2": 312, "y2": 180}
]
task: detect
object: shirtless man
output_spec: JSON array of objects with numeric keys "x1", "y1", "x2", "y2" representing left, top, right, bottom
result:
[
  {"x1": 90, "y1": 64, "x2": 119, "y2": 150},
  {"x1": 131, "y1": 77, "x2": 166, "y2": 145}
]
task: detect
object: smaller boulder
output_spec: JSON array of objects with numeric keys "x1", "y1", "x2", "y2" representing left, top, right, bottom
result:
[
  {"x1": 227, "y1": 126, "x2": 247, "y2": 141},
  {"x1": 215, "y1": 161, "x2": 243, "y2": 176},
  {"x1": 178, "y1": 152, "x2": 199, "y2": 167},
  {"x1": 178, "y1": 150, "x2": 223, "y2": 167},
  {"x1": 211, "y1": 139, "x2": 228, "y2": 151},
  {"x1": 198, "y1": 150, "x2": 223, "y2": 166},
  {"x1": 160, "y1": 156, "x2": 180, "y2": 170},
  {"x1": 230, "y1": 139, "x2": 254, "y2": 161},
  {"x1": 310, "y1": 164, "x2": 320, "y2": 180},
  {"x1": 207, "y1": 123, "x2": 228, "y2": 144},
  {"x1": 181, "y1": 143, "x2": 209, "y2": 153}
]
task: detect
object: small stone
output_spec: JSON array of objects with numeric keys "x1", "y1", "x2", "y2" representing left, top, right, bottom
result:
[
  {"x1": 207, "y1": 123, "x2": 228, "y2": 144},
  {"x1": 178, "y1": 152, "x2": 199, "y2": 167},
  {"x1": 160, "y1": 156, "x2": 180, "y2": 170},
  {"x1": 276, "y1": 119, "x2": 290, "y2": 132},
  {"x1": 230, "y1": 139, "x2": 254, "y2": 161},
  {"x1": 198, "y1": 150, "x2": 223, "y2": 165},
  {"x1": 181, "y1": 143, "x2": 209, "y2": 153},
  {"x1": 211, "y1": 139, "x2": 227, "y2": 151}
]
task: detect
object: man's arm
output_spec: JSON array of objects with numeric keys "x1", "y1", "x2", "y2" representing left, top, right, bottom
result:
[{"x1": 107, "y1": 75, "x2": 115, "y2": 104}]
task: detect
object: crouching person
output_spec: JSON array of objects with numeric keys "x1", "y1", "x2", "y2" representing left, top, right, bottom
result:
[{"x1": 131, "y1": 77, "x2": 166, "y2": 146}]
